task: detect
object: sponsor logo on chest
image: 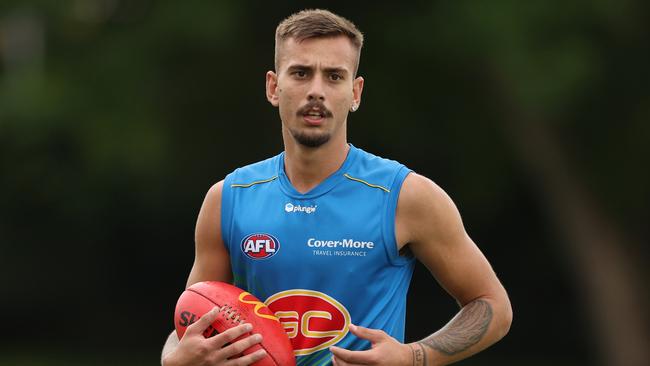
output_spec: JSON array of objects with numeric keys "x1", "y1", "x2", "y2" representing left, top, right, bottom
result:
[
  {"x1": 284, "y1": 202, "x2": 317, "y2": 214},
  {"x1": 307, "y1": 237, "x2": 376, "y2": 257},
  {"x1": 241, "y1": 233, "x2": 280, "y2": 259}
]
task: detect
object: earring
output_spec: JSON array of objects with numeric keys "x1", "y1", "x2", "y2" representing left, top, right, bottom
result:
[{"x1": 351, "y1": 104, "x2": 358, "y2": 112}]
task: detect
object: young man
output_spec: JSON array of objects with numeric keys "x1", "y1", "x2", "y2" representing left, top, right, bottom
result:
[{"x1": 162, "y1": 9, "x2": 511, "y2": 366}]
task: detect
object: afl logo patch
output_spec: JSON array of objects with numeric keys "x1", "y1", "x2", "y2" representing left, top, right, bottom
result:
[{"x1": 241, "y1": 233, "x2": 280, "y2": 259}]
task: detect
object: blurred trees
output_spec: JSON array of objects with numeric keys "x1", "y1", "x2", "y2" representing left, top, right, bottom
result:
[
  {"x1": 417, "y1": 2, "x2": 650, "y2": 365},
  {"x1": 1, "y1": 1, "x2": 648, "y2": 365}
]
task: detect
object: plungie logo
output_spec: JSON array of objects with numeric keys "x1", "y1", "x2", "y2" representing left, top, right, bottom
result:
[
  {"x1": 241, "y1": 233, "x2": 280, "y2": 259},
  {"x1": 285, "y1": 202, "x2": 317, "y2": 214}
]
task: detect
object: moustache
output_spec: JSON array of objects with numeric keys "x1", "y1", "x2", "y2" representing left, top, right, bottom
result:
[{"x1": 296, "y1": 100, "x2": 333, "y2": 118}]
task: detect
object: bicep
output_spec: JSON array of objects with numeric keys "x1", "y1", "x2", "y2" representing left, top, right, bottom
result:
[
  {"x1": 414, "y1": 230, "x2": 499, "y2": 307},
  {"x1": 398, "y1": 174, "x2": 503, "y2": 306},
  {"x1": 186, "y1": 180, "x2": 232, "y2": 288}
]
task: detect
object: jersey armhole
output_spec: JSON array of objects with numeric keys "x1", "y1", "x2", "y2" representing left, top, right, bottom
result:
[
  {"x1": 381, "y1": 166, "x2": 415, "y2": 267},
  {"x1": 221, "y1": 171, "x2": 237, "y2": 255}
]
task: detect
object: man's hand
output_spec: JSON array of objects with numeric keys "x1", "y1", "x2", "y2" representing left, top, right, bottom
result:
[
  {"x1": 162, "y1": 307, "x2": 267, "y2": 366},
  {"x1": 329, "y1": 324, "x2": 414, "y2": 366}
]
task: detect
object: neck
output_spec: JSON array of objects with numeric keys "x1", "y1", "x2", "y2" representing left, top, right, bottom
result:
[{"x1": 283, "y1": 134, "x2": 349, "y2": 194}]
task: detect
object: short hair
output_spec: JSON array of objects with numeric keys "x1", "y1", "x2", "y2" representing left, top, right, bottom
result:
[{"x1": 274, "y1": 9, "x2": 364, "y2": 74}]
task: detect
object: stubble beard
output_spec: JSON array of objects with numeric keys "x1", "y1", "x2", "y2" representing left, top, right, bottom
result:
[
  {"x1": 288, "y1": 99, "x2": 335, "y2": 148},
  {"x1": 289, "y1": 128, "x2": 331, "y2": 148}
]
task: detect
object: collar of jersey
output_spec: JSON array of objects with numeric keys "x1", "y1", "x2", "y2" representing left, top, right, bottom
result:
[{"x1": 277, "y1": 143, "x2": 359, "y2": 199}]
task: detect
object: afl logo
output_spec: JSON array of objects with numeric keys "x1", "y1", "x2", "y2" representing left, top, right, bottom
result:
[{"x1": 241, "y1": 233, "x2": 280, "y2": 259}]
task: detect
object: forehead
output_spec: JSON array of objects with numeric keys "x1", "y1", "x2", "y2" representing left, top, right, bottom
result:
[{"x1": 277, "y1": 36, "x2": 358, "y2": 73}]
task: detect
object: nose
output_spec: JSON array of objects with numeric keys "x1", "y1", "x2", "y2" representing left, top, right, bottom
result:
[{"x1": 307, "y1": 74, "x2": 325, "y2": 101}]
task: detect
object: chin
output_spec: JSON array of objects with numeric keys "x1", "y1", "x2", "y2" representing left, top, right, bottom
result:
[{"x1": 290, "y1": 129, "x2": 331, "y2": 148}]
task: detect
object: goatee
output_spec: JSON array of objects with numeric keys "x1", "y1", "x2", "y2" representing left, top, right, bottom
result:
[{"x1": 290, "y1": 129, "x2": 331, "y2": 148}]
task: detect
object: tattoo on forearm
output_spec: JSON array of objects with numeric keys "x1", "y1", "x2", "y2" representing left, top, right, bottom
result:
[
  {"x1": 411, "y1": 345, "x2": 417, "y2": 366},
  {"x1": 419, "y1": 299, "x2": 493, "y2": 356},
  {"x1": 419, "y1": 343, "x2": 428, "y2": 366},
  {"x1": 411, "y1": 343, "x2": 427, "y2": 366}
]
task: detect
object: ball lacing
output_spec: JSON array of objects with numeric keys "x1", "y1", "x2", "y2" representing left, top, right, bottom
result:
[{"x1": 220, "y1": 304, "x2": 244, "y2": 324}]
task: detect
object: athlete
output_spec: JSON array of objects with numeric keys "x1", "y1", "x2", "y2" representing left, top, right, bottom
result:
[{"x1": 161, "y1": 9, "x2": 512, "y2": 366}]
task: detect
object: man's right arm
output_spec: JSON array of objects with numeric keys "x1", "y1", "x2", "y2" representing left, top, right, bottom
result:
[{"x1": 161, "y1": 181, "x2": 267, "y2": 366}]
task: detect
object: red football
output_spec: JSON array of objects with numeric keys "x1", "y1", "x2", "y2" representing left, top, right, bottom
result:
[{"x1": 174, "y1": 281, "x2": 295, "y2": 366}]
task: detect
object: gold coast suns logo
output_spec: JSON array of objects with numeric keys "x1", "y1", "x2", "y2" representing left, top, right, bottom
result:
[{"x1": 265, "y1": 289, "x2": 350, "y2": 356}]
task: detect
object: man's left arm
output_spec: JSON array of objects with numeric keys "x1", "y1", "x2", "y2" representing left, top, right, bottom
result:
[{"x1": 330, "y1": 173, "x2": 512, "y2": 366}]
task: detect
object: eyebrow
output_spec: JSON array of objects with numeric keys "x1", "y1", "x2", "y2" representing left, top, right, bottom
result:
[
  {"x1": 287, "y1": 64, "x2": 349, "y2": 75},
  {"x1": 323, "y1": 67, "x2": 349, "y2": 75}
]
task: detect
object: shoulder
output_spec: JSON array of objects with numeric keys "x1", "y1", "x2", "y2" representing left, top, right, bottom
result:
[
  {"x1": 351, "y1": 145, "x2": 406, "y2": 172},
  {"x1": 399, "y1": 173, "x2": 454, "y2": 211},
  {"x1": 226, "y1": 153, "x2": 282, "y2": 186},
  {"x1": 397, "y1": 173, "x2": 464, "y2": 245},
  {"x1": 205, "y1": 180, "x2": 224, "y2": 204},
  {"x1": 346, "y1": 146, "x2": 410, "y2": 192},
  {"x1": 197, "y1": 181, "x2": 224, "y2": 225}
]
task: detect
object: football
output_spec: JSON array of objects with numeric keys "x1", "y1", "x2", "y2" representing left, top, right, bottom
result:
[{"x1": 174, "y1": 281, "x2": 295, "y2": 366}]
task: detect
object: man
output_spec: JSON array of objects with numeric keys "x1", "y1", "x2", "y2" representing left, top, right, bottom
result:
[{"x1": 162, "y1": 9, "x2": 511, "y2": 366}]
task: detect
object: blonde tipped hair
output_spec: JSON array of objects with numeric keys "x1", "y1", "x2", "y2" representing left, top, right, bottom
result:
[{"x1": 274, "y1": 9, "x2": 364, "y2": 74}]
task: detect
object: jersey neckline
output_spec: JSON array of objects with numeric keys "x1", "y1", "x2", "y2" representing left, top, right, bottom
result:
[{"x1": 277, "y1": 144, "x2": 360, "y2": 199}]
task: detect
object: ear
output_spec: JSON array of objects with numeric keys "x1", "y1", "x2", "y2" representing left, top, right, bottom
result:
[
  {"x1": 266, "y1": 71, "x2": 279, "y2": 107},
  {"x1": 351, "y1": 76, "x2": 364, "y2": 111}
]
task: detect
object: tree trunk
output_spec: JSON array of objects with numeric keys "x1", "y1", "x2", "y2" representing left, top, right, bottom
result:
[{"x1": 490, "y1": 70, "x2": 649, "y2": 366}]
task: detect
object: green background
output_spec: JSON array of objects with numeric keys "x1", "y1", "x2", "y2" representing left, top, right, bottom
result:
[{"x1": 1, "y1": 1, "x2": 648, "y2": 365}]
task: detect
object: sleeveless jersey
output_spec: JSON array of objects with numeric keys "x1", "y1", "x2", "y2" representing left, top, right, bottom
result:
[{"x1": 221, "y1": 144, "x2": 415, "y2": 366}]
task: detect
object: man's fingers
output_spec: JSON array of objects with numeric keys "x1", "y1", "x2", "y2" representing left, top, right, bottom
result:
[
  {"x1": 348, "y1": 323, "x2": 387, "y2": 342},
  {"x1": 209, "y1": 322, "x2": 254, "y2": 348},
  {"x1": 185, "y1": 307, "x2": 220, "y2": 336},
  {"x1": 331, "y1": 355, "x2": 362, "y2": 366},
  {"x1": 221, "y1": 333, "x2": 263, "y2": 358},
  {"x1": 226, "y1": 349, "x2": 267, "y2": 366},
  {"x1": 330, "y1": 346, "x2": 375, "y2": 364},
  {"x1": 329, "y1": 325, "x2": 391, "y2": 365}
]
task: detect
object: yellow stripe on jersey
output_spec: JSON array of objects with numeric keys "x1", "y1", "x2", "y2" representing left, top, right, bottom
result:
[
  {"x1": 231, "y1": 176, "x2": 278, "y2": 188},
  {"x1": 343, "y1": 173, "x2": 390, "y2": 193}
]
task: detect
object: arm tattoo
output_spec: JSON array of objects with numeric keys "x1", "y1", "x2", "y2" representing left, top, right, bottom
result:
[
  {"x1": 418, "y1": 343, "x2": 428, "y2": 366},
  {"x1": 411, "y1": 343, "x2": 427, "y2": 366},
  {"x1": 419, "y1": 299, "x2": 493, "y2": 356},
  {"x1": 410, "y1": 343, "x2": 427, "y2": 366}
]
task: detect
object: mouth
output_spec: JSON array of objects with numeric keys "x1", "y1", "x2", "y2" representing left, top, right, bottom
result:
[
  {"x1": 302, "y1": 109, "x2": 326, "y2": 125},
  {"x1": 298, "y1": 100, "x2": 333, "y2": 126}
]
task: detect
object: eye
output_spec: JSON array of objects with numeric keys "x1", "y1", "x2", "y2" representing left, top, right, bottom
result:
[
  {"x1": 293, "y1": 70, "x2": 307, "y2": 78},
  {"x1": 329, "y1": 73, "x2": 343, "y2": 81}
]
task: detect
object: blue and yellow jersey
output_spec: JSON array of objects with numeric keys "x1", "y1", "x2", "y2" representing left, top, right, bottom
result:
[{"x1": 221, "y1": 144, "x2": 415, "y2": 366}]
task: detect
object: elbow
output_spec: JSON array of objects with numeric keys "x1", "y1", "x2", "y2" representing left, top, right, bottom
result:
[
  {"x1": 496, "y1": 293, "x2": 513, "y2": 340},
  {"x1": 482, "y1": 289, "x2": 512, "y2": 341},
  {"x1": 502, "y1": 300, "x2": 513, "y2": 337}
]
